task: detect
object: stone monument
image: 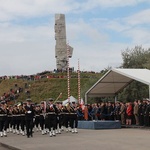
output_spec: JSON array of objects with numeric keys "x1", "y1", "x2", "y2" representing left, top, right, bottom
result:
[{"x1": 54, "y1": 14, "x2": 73, "y2": 71}]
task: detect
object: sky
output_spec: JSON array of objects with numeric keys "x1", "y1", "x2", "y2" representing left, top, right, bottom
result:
[{"x1": 0, "y1": 0, "x2": 150, "y2": 76}]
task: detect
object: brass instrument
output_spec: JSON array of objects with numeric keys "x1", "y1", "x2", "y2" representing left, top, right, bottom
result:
[
  {"x1": 13, "y1": 105, "x2": 19, "y2": 114},
  {"x1": 65, "y1": 102, "x2": 74, "y2": 113},
  {"x1": 53, "y1": 93, "x2": 62, "y2": 104},
  {"x1": 49, "y1": 104, "x2": 55, "y2": 112}
]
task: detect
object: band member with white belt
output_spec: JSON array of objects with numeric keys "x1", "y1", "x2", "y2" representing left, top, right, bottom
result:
[
  {"x1": 46, "y1": 98, "x2": 57, "y2": 137},
  {"x1": 0, "y1": 101, "x2": 8, "y2": 137},
  {"x1": 24, "y1": 98, "x2": 34, "y2": 138}
]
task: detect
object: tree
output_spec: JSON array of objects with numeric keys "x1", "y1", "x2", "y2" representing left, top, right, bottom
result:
[
  {"x1": 118, "y1": 46, "x2": 150, "y2": 102},
  {"x1": 121, "y1": 45, "x2": 150, "y2": 69}
]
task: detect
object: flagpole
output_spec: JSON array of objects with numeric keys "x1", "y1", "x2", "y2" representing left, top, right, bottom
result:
[
  {"x1": 78, "y1": 59, "x2": 81, "y2": 105},
  {"x1": 67, "y1": 43, "x2": 70, "y2": 102}
]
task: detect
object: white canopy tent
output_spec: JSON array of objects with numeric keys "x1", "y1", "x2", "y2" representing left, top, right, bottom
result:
[
  {"x1": 62, "y1": 96, "x2": 78, "y2": 105},
  {"x1": 85, "y1": 68, "x2": 150, "y2": 104}
]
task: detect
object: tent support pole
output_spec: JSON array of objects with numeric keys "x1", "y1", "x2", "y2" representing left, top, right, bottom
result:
[
  {"x1": 115, "y1": 95, "x2": 117, "y2": 103},
  {"x1": 85, "y1": 93, "x2": 87, "y2": 105},
  {"x1": 84, "y1": 93, "x2": 88, "y2": 120}
]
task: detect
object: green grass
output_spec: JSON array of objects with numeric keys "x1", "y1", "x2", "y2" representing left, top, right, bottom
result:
[{"x1": 0, "y1": 72, "x2": 102, "y2": 103}]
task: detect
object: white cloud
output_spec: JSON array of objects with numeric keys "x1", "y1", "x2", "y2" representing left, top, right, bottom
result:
[
  {"x1": 125, "y1": 9, "x2": 150, "y2": 26},
  {"x1": 0, "y1": 0, "x2": 150, "y2": 76},
  {"x1": 1, "y1": 0, "x2": 150, "y2": 22},
  {"x1": 0, "y1": 0, "x2": 76, "y2": 21},
  {"x1": 81, "y1": 0, "x2": 149, "y2": 10},
  {"x1": 125, "y1": 28, "x2": 150, "y2": 44},
  {"x1": 91, "y1": 7, "x2": 150, "y2": 45}
]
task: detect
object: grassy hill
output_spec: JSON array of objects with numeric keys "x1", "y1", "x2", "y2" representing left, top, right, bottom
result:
[{"x1": 0, "y1": 72, "x2": 102, "y2": 104}]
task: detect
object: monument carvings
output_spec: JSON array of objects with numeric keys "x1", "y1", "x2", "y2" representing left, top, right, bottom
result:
[{"x1": 55, "y1": 14, "x2": 73, "y2": 71}]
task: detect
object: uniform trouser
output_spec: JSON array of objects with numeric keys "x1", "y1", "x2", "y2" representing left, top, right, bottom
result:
[
  {"x1": 12, "y1": 116, "x2": 17, "y2": 129},
  {"x1": 65, "y1": 114, "x2": 70, "y2": 128},
  {"x1": 0, "y1": 116, "x2": 7, "y2": 131},
  {"x1": 114, "y1": 114, "x2": 121, "y2": 121},
  {"x1": 144, "y1": 115, "x2": 149, "y2": 126},
  {"x1": 0, "y1": 117, "x2": 5, "y2": 132},
  {"x1": 134, "y1": 114, "x2": 139, "y2": 125},
  {"x1": 56, "y1": 115, "x2": 59, "y2": 129},
  {"x1": 35, "y1": 116, "x2": 40, "y2": 128},
  {"x1": 139, "y1": 115, "x2": 144, "y2": 126},
  {"x1": 61, "y1": 114, "x2": 65, "y2": 126},
  {"x1": 47, "y1": 114, "x2": 56, "y2": 131},
  {"x1": 39, "y1": 115, "x2": 44, "y2": 130},
  {"x1": 45, "y1": 116, "x2": 48, "y2": 129},
  {"x1": 121, "y1": 114, "x2": 125, "y2": 124},
  {"x1": 20, "y1": 116, "x2": 25, "y2": 131},
  {"x1": 70, "y1": 114, "x2": 78, "y2": 129},
  {"x1": 6, "y1": 116, "x2": 13, "y2": 129},
  {"x1": 58, "y1": 115, "x2": 63, "y2": 128},
  {"x1": 16, "y1": 116, "x2": 21, "y2": 130},
  {"x1": 25, "y1": 118, "x2": 33, "y2": 136},
  {"x1": 56, "y1": 115, "x2": 62, "y2": 129},
  {"x1": 108, "y1": 115, "x2": 114, "y2": 120},
  {"x1": 74, "y1": 115, "x2": 78, "y2": 128}
]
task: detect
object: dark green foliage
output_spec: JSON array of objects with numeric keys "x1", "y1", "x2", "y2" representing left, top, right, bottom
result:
[{"x1": 118, "y1": 46, "x2": 150, "y2": 102}]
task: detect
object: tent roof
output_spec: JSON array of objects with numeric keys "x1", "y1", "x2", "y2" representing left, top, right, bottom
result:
[
  {"x1": 86, "y1": 68, "x2": 150, "y2": 98},
  {"x1": 62, "y1": 96, "x2": 78, "y2": 105}
]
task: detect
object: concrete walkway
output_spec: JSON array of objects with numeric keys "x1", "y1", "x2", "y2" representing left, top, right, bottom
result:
[{"x1": 0, "y1": 129, "x2": 150, "y2": 150}]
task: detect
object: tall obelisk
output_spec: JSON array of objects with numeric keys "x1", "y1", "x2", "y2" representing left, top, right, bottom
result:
[{"x1": 54, "y1": 14, "x2": 73, "y2": 71}]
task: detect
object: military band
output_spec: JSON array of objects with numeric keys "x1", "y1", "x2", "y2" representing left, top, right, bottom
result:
[{"x1": 0, "y1": 98, "x2": 79, "y2": 138}]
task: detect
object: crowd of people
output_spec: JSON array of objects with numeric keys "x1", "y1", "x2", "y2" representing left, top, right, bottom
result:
[
  {"x1": 0, "y1": 70, "x2": 98, "y2": 81},
  {"x1": 87, "y1": 99, "x2": 150, "y2": 127},
  {"x1": 0, "y1": 98, "x2": 79, "y2": 138},
  {"x1": 0, "y1": 84, "x2": 24, "y2": 102},
  {"x1": 1, "y1": 84, "x2": 150, "y2": 139}
]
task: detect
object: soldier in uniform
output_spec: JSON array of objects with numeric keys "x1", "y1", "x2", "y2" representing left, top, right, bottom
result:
[
  {"x1": 19, "y1": 102, "x2": 26, "y2": 136},
  {"x1": 0, "y1": 101, "x2": 8, "y2": 137},
  {"x1": 12, "y1": 104, "x2": 19, "y2": 134},
  {"x1": 64, "y1": 101, "x2": 77, "y2": 133},
  {"x1": 40, "y1": 101, "x2": 46, "y2": 135},
  {"x1": 24, "y1": 99, "x2": 34, "y2": 138},
  {"x1": 59, "y1": 101, "x2": 66, "y2": 131},
  {"x1": 46, "y1": 98, "x2": 57, "y2": 137},
  {"x1": 6, "y1": 105, "x2": 13, "y2": 133},
  {"x1": 55, "y1": 101, "x2": 62, "y2": 134},
  {"x1": 34, "y1": 104, "x2": 41, "y2": 132},
  {"x1": 71, "y1": 102, "x2": 78, "y2": 133},
  {"x1": 63, "y1": 102, "x2": 71, "y2": 132}
]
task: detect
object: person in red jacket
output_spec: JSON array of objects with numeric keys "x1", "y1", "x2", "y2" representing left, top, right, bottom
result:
[{"x1": 126, "y1": 102, "x2": 133, "y2": 125}]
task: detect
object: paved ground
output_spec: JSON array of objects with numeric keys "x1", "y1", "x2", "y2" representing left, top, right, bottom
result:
[
  {"x1": 0, "y1": 145, "x2": 10, "y2": 150},
  {"x1": 0, "y1": 128, "x2": 150, "y2": 150}
]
